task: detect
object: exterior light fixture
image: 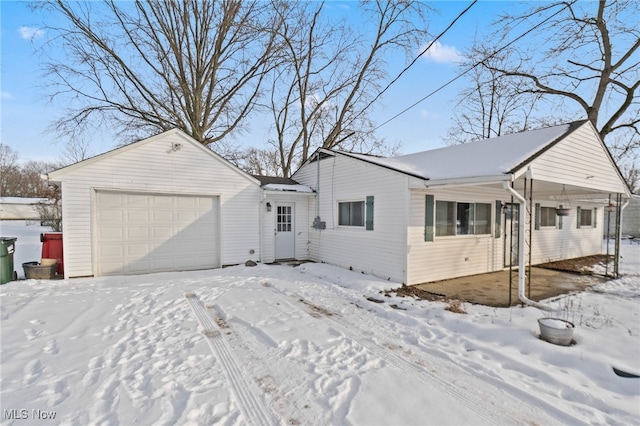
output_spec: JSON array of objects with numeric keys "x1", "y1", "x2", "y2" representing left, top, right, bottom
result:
[{"x1": 266, "y1": 202, "x2": 272, "y2": 212}]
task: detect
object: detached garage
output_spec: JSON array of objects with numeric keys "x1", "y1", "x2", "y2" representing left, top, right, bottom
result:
[
  {"x1": 47, "y1": 129, "x2": 262, "y2": 279},
  {"x1": 94, "y1": 191, "x2": 219, "y2": 276}
]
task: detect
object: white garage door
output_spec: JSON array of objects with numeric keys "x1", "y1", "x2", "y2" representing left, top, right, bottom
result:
[{"x1": 95, "y1": 191, "x2": 219, "y2": 276}]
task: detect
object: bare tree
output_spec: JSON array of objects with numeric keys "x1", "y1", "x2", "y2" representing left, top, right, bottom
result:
[
  {"x1": 18, "y1": 161, "x2": 56, "y2": 197},
  {"x1": 265, "y1": 0, "x2": 431, "y2": 176},
  {"x1": 58, "y1": 138, "x2": 94, "y2": 167},
  {"x1": 36, "y1": 0, "x2": 283, "y2": 146},
  {"x1": 34, "y1": 183, "x2": 62, "y2": 231},
  {"x1": 607, "y1": 129, "x2": 640, "y2": 192},
  {"x1": 0, "y1": 148, "x2": 58, "y2": 198},
  {"x1": 2, "y1": 161, "x2": 58, "y2": 197},
  {"x1": 236, "y1": 147, "x2": 281, "y2": 177},
  {"x1": 0, "y1": 144, "x2": 19, "y2": 196},
  {"x1": 447, "y1": 46, "x2": 550, "y2": 144},
  {"x1": 482, "y1": 0, "x2": 639, "y2": 150}
]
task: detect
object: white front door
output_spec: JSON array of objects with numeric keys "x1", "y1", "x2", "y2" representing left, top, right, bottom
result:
[{"x1": 274, "y1": 203, "x2": 295, "y2": 260}]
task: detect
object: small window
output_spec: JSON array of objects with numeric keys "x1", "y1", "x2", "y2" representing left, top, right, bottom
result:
[
  {"x1": 277, "y1": 205, "x2": 292, "y2": 232},
  {"x1": 457, "y1": 202, "x2": 473, "y2": 235},
  {"x1": 580, "y1": 208, "x2": 593, "y2": 227},
  {"x1": 540, "y1": 207, "x2": 557, "y2": 227},
  {"x1": 338, "y1": 201, "x2": 365, "y2": 227}
]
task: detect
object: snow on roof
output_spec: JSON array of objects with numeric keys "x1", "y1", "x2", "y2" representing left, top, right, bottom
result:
[
  {"x1": 339, "y1": 122, "x2": 579, "y2": 181},
  {"x1": 252, "y1": 175, "x2": 298, "y2": 186},
  {"x1": 253, "y1": 175, "x2": 314, "y2": 193},
  {"x1": 0, "y1": 197, "x2": 49, "y2": 205},
  {"x1": 262, "y1": 183, "x2": 314, "y2": 193}
]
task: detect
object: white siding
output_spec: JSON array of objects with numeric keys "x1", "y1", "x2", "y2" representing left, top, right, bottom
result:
[
  {"x1": 529, "y1": 123, "x2": 627, "y2": 193},
  {"x1": 261, "y1": 192, "x2": 312, "y2": 263},
  {"x1": 51, "y1": 132, "x2": 261, "y2": 278},
  {"x1": 294, "y1": 154, "x2": 409, "y2": 283},
  {"x1": 407, "y1": 187, "x2": 606, "y2": 284},
  {"x1": 530, "y1": 202, "x2": 604, "y2": 264},
  {"x1": 407, "y1": 187, "x2": 506, "y2": 284}
]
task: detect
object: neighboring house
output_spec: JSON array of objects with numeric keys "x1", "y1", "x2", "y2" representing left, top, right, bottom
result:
[
  {"x1": 292, "y1": 120, "x2": 631, "y2": 285},
  {"x1": 605, "y1": 194, "x2": 640, "y2": 238},
  {"x1": 0, "y1": 197, "x2": 47, "y2": 220},
  {"x1": 48, "y1": 121, "x2": 631, "y2": 283}
]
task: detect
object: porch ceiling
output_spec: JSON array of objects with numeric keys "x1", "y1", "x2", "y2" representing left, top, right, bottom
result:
[{"x1": 510, "y1": 179, "x2": 623, "y2": 202}]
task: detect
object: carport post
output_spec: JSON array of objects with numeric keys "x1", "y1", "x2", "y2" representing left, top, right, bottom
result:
[
  {"x1": 614, "y1": 193, "x2": 629, "y2": 278},
  {"x1": 504, "y1": 179, "x2": 553, "y2": 311}
]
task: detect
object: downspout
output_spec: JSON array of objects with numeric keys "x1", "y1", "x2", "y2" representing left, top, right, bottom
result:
[
  {"x1": 614, "y1": 196, "x2": 630, "y2": 278},
  {"x1": 259, "y1": 191, "x2": 265, "y2": 264},
  {"x1": 503, "y1": 178, "x2": 553, "y2": 311}
]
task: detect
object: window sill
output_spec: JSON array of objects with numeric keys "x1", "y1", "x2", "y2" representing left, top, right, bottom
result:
[{"x1": 434, "y1": 234, "x2": 492, "y2": 239}]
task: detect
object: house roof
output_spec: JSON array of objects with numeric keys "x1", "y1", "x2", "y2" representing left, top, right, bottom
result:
[
  {"x1": 0, "y1": 197, "x2": 48, "y2": 205},
  {"x1": 253, "y1": 175, "x2": 314, "y2": 193},
  {"x1": 335, "y1": 121, "x2": 585, "y2": 181},
  {"x1": 252, "y1": 175, "x2": 299, "y2": 186}
]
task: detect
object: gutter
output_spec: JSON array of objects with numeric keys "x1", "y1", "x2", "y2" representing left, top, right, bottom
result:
[
  {"x1": 615, "y1": 197, "x2": 631, "y2": 277},
  {"x1": 619, "y1": 198, "x2": 630, "y2": 214},
  {"x1": 502, "y1": 177, "x2": 553, "y2": 311},
  {"x1": 417, "y1": 174, "x2": 511, "y2": 189}
]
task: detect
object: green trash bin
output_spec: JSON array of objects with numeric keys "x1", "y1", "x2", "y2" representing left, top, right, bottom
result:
[{"x1": 1, "y1": 237, "x2": 18, "y2": 284}]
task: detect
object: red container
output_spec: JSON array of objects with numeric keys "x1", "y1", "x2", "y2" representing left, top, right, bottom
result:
[{"x1": 41, "y1": 233, "x2": 64, "y2": 275}]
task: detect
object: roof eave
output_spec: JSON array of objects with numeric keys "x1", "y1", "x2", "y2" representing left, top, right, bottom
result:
[{"x1": 410, "y1": 174, "x2": 513, "y2": 189}]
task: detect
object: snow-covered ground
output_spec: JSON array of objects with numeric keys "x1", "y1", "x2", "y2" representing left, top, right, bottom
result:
[{"x1": 1, "y1": 220, "x2": 639, "y2": 425}]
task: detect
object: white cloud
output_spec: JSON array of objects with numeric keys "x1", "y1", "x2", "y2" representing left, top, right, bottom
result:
[
  {"x1": 421, "y1": 41, "x2": 462, "y2": 64},
  {"x1": 1, "y1": 92, "x2": 15, "y2": 100},
  {"x1": 19, "y1": 26, "x2": 44, "y2": 40},
  {"x1": 420, "y1": 109, "x2": 439, "y2": 119}
]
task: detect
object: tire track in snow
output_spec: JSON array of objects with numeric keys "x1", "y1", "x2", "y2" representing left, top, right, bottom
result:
[
  {"x1": 184, "y1": 291, "x2": 277, "y2": 426},
  {"x1": 272, "y1": 288, "x2": 518, "y2": 426},
  {"x1": 276, "y1": 274, "x2": 580, "y2": 425}
]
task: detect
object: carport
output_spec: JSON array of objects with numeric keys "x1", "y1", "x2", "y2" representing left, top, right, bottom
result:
[{"x1": 414, "y1": 266, "x2": 608, "y2": 307}]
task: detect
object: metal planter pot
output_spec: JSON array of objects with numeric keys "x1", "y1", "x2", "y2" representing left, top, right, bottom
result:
[
  {"x1": 538, "y1": 318, "x2": 575, "y2": 346},
  {"x1": 23, "y1": 261, "x2": 57, "y2": 280}
]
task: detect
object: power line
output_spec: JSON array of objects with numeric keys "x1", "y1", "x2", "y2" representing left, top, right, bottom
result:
[
  {"x1": 358, "y1": 0, "x2": 478, "y2": 118},
  {"x1": 373, "y1": 2, "x2": 570, "y2": 132}
]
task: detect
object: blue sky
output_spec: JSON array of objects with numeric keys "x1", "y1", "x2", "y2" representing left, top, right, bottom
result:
[{"x1": 1, "y1": 1, "x2": 524, "y2": 164}]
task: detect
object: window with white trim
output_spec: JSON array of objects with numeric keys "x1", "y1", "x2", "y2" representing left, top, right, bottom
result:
[
  {"x1": 580, "y1": 208, "x2": 593, "y2": 227},
  {"x1": 540, "y1": 207, "x2": 557, "y2": 227},
  {"x1": 338, "y1": 201, "x2": 364, "y2": 227},
  {"x1": 435, "y1": 201, "x2": 491, "y2": 236}
]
